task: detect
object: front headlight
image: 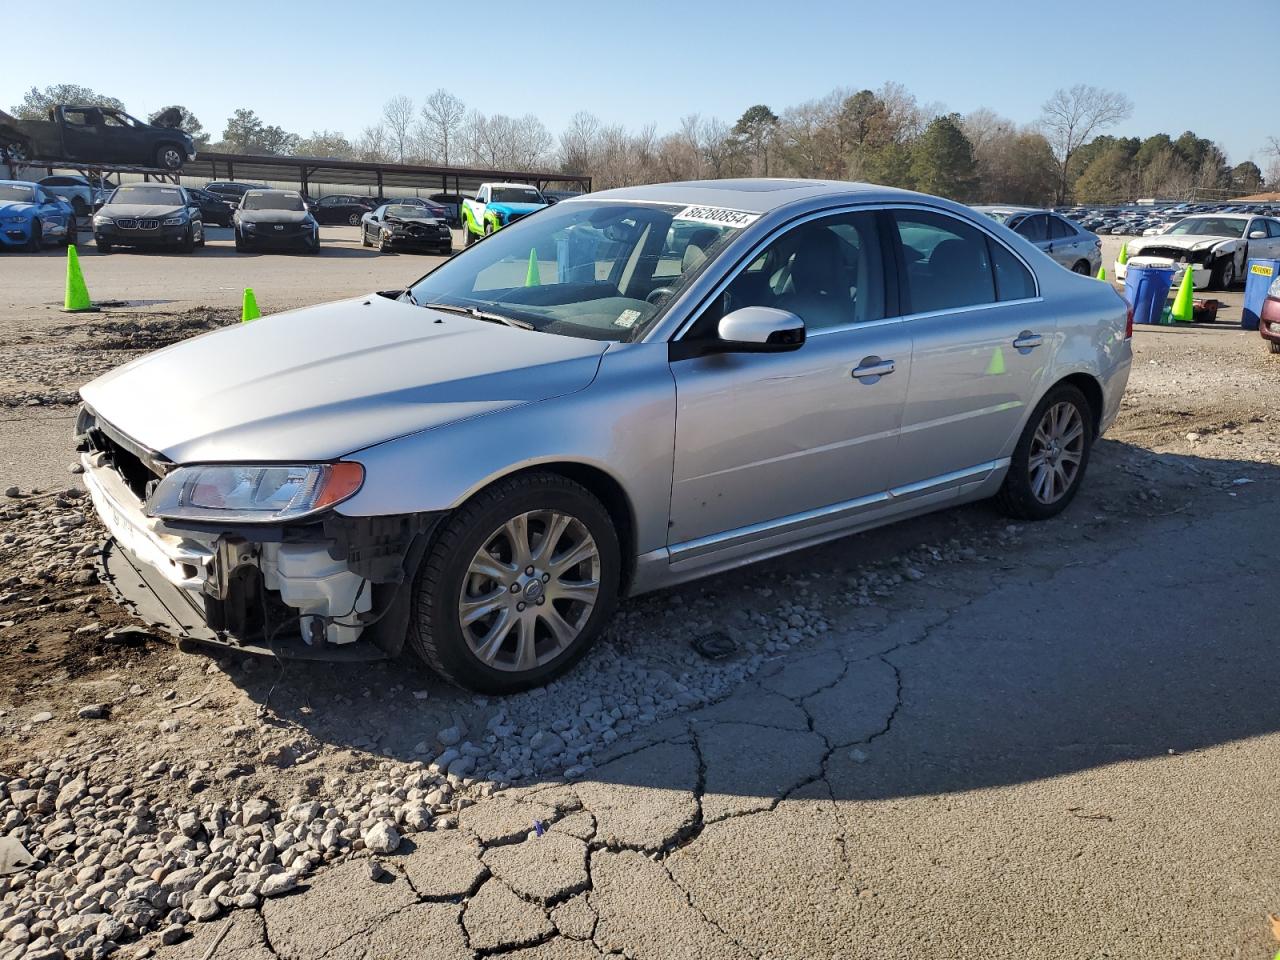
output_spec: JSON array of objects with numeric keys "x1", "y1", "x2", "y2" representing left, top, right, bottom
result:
[
  {"x1": 163, "y1": 216, "x2": 187, "y2": 226},
  {"x1": 147, "y1": 463, "x2": 364, "y2": 524},
  {"x1": 93, "y1": 215, "x2": 113, "y2": 225},
  {"x1": 3, "y1": 216, "x2": 26, "y2": 224},
  {"x1": 242, "y1": 221, "x2": 257, "y2": 231}
]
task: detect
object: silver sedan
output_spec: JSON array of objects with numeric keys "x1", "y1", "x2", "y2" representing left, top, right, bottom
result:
[{"x1": 76, "y1": 179, "x2": 1132, "y2": 692}]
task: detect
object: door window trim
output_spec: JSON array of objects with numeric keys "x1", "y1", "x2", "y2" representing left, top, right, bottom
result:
[{"x1": 663, "y1": 201, "x2": 1041, "y2": 346}]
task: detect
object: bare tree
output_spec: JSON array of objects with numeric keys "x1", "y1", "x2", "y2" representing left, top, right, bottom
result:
[
  {"x1": 418, "y1": 89, "x2": 466, "y2": 166},
  {"x1": 381, "y1": 95, "x2": 415, "y2": 163},
  {"x1": 559, "y1": 111, "x2": 601, "y2": 174},
  {"x1": 355, "y1": 124, "x2": 390, "y2": 162},
  {"x1": 1039, "y1": 84, "x2": 1133, "y2": 202}
]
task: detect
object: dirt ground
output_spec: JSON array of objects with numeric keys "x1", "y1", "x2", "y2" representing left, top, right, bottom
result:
[{"x1": 1, "y1": 230, "x2": 1278, "y2": 959}]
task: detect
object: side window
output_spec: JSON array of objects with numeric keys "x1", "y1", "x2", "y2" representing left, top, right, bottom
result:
[
  {"x1": 63, "y1": 109, "x2": 91, "y2": 127},
  {"x1": 686, "y1": 212, "x2": 886, "y2": 339},
  {"x1": 1014, "y1": 214, "x2": 1049, "y2": 243},
  {"x1": 319, "y1": 197, "x2": 336, "y2": 207},
  {"x1": 1268, "y1": 220, "x2": 1280, "y2": 238},
  {"x1": 988, "y1": 240, "x2": 1037, "y2": 301},
  {"x1": 1049, "y1": 216, "x2": 1076, "y2": 239},
  {"x1": 891, "y1": 209, "x2": 996, "y2": 314}
]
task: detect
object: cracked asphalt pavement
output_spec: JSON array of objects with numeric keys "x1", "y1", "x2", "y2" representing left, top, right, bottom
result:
[
  {"x1": 3, "y1": 233, "x2": 1279, "y2": 959},
  {"x1": 149, "y1": 486, "x2": 1280, "y2": 959}
]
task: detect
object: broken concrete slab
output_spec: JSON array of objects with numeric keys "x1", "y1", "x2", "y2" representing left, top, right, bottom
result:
[
  {"x1": 483, "y1": 832, "x2": 589, "y2": 904},
  {"x1": 397, "y1": 830, "x2": 488, "y2": 900},
  {"x1": 462, "y1": 877, "x2": 555, "y2": 952}
]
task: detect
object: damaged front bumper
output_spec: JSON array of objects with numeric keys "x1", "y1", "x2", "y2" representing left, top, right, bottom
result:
[
  {"x1": 77, "y1": 416, "x2": 434, "y2": 660},
  {"x1": 1114, "y1": 256, "x2": 1211, "y2": 291}
]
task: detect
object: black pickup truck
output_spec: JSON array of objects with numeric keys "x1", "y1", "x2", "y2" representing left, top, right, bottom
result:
[{"x1": 0, "y1": 105, "x2": 196, "y2": 171}]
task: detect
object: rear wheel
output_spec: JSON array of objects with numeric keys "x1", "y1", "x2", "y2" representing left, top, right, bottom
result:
[
  {"x1": 409, "y1": 473, "x2": 621, "y2": 693},
  {"x1": 995, "y1": 383, "x2": 1093, "y2": 521},
  {"x1": 1071, "y1": 260, "x2": 1091, "y2": 275},
  {"x1": 347, "y1": 212, "x2": 360, "y2": 226}
]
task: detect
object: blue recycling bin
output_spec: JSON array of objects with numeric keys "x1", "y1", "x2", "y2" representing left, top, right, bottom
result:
[
  {"x1": 1123, "y1": 263, "x2": 1176, "y2": 325},
  {"x1": 1242, "y1": 258, "x2": 1279, "y2": 331}
]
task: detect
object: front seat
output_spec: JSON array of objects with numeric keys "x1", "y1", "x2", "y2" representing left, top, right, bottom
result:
[
  {"x1": 681, "y1": 228, "x2": 720, "y2": 272},
  {"x1": 774, "y1": 228, "x2": 851, "y2": 330}
]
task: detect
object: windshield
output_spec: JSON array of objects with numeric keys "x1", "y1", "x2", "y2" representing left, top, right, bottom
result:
[
  {"x1": 407, "y1": 200, "x2": 749, "y2": 342},
  {"x1": 1164, "y1": 217, "x2": 1247, "y2": 238},
  {"x1": 491, "y1": 187, "x2": 544, "y2": 204},
  {"x1": 110, "y1": 186, "x2": 185, "y2": 205},
  {"x1": 387, "y1": 205, "x2": 430, "y2": 218},
  {"x1": 0, "y1": 184, "x2": 35, "y2": 203},
  {"x1": 242, "y1": 193, "x2": 305, "y2": 211}
]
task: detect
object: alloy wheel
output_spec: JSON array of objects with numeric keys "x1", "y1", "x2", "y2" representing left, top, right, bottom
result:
[
  {"x1": 1028, "y1": 401, "x2": 1085, "y2": 505},
  {"x1": 458, "y1": 510, "x2": 600, "y2": 672}
]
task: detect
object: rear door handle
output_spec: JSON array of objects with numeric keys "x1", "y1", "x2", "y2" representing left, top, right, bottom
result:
[
  {"x1": 852, "y1": 357, "x2": 896, "y2": 381},
  {"x1": 1012, "y1": 331, "x2": 1043, "y2": 350}
]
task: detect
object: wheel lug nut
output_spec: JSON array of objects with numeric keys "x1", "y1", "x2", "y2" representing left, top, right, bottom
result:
[
  {"x1": 542, "y1": 573, "x2": 550, "y2": 582},
  {"x1": 517, "y1": 602, "x2": 526, "y2": 611},
  {"x1": 525, "y1": 566, "x2": 535, "y2": 575},
  {"x1": 536, "y1": 597, "x2": 545, "y2": 605},
  {"x1": 510, "y1": 583, "x2": 520, "y2": 593}
]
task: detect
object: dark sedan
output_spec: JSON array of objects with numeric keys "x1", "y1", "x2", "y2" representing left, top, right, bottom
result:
[
  {"x1": 93, "y1": 184, "x2": 204, "y2": 253},
  {"x1": 311, "y1": 194, "x2": 376, "y2": 225},
  {"x1": 187, "y1": 188, "x2": 235, "y2": 227},
  {"x1": 234, "y1": 190, "x2": 320, "y2": 253},
  {"x1": 360, "y1": 203, "x2": 452, "y2": 254}
]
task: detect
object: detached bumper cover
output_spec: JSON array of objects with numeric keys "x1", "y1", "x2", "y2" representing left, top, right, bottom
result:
[{"x1": 1115, "y1": 257, "x2": 1211, "y2": 291}]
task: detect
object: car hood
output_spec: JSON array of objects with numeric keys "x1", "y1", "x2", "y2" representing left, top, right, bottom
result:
[
  {"x1": 238, "y1": 209, "x2": 309, "y2": 224},
  {"x1": 99, "y1": 203, "x2": 186, "y2": 219},
  {"x1": 488, "y1": 202, "x2": 546, "y2": 216},
  {"x1": 1131, "y1": 233, "x2": 1236, "y2": 253},
  {"x1": 79, "y1": 295, "x2": 608, "y2": 463},
  {"x1": 386, "y1": 213, "x2": 444, "y2": 226},
  {"x1": 0, "y1": 201, "x2": 35, "y2": 218}
]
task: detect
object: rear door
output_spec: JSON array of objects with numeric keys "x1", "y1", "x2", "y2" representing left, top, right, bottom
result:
[
  {"x1": 888, "y1": 207, "x2": 1050, "y2": 491},
  {"x1": 1012, "y1": 214, "x2": 1055, "y2": 264},
  {"x1": 1048, "y1": 215, "x2": 1088, "y2": 271},
  {"x1": 668, "y1": 209, "x2": 911, "y2": 549}
]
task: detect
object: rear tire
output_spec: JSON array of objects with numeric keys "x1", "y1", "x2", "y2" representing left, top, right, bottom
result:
[
  {"x1": 409, "y1": 472, "x2": 621, "y2": 693},
  {"x1": 347, "y1": 212, "x2": 360, "y2": 226},
  {"x1": 1071, "y1": 260, "x2": 1090, "y2": 275},
  {"x1": 995, "y1": 383, "x2": 1094, "y2": 521}
]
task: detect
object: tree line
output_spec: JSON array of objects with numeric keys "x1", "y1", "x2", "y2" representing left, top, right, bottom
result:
[{"x1": 12, "y1": 82, "x2": 1279, "y2": 204}]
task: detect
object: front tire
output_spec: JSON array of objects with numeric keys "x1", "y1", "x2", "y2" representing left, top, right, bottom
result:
[
  {"x1": 155, "y1": 144, "x2": 184, "y2": 171},
  {"x1": 360, "y1": 226, "x2": 371, "y2": 247},
  {"x1": 995, "y1": 383, "x2": 1093, "y2": 521},
  {"x1": 64, "y1": 217, "x2": 77, "y2": 247},
  {"x1": 179, "y1": 225, "x2": 195, "y2": 254},
  {"x1": 409, "y1": 473, "x2": 621, "y2": 693},
  {"x1": 25, "y1": 220, "x2": 42, "y2": 252},
  {"x1": 1269, "y1": 340, "x2": 1280, "y2": 355},
  {"x1": 1211, "y1": 256, "x2": 1236, "y2": 290},
  {"x1": 95, "y1": 239, "x2": 111, "y2": 253}
]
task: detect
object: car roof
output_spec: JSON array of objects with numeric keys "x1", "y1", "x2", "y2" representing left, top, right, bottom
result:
[
  {"x1": 1181, "y1": 212, "x2": 1249, "y2": 220},
  {"x1": 567, "y1": 178, "x2": 927, "y2": 214}
]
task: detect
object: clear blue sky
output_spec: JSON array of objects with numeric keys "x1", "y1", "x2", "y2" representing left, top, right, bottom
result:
[{"x1": 4, "y1": 0, "x2": 1274, "y2": 166}]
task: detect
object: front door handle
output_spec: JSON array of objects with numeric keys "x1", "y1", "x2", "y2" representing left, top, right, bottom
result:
[
  {"x1": 852, "y1": 357, "x2": 896, "y2": 381},
  {"x1": 1012, "y1": 331, "x2": 1043, "y2": 350}
]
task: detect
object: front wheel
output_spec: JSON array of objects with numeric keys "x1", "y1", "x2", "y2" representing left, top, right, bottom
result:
[
  {"x1": 360, "y1": 226, "x2": 371, "y2": 247},
  {"x1": 25, "y1": 220, "x2": 42, "y2": 252},
  {"x1": 995, "y1": 383, "x2": 1093, "y2": 521},
  {"x1": 64, "y1": 217, "x2": 77, "y2": 247},
  {"x1": 1269, "y1": 340, "x2": 1280, "y2": 355},
  {"x1": 464, "y1": 223, "x2": 475, "y2": 247},
  {"x1": 155, "y1": 144, "x2": 184, "y2": 171},
  {"x1": 409, "y1": 473, "x2": 621, "y2": 693},
  {"x1": 179, "y1": 225, "x2": 195, "y2": 254},
  {"x1": 95, "y1": 239, "x2": 111, "y2": 253},
  {"x1": 1211, "y1": 257, "x2": 1236, "y2": 290}
]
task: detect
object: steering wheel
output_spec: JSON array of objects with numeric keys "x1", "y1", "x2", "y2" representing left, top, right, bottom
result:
[{"x1": 646, "y1": 287, "x2": 676, "y2": 305}]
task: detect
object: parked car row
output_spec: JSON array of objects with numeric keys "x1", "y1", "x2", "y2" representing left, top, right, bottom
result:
[{"x1": 1059, "y1": 201, "x2": 1280, "y2": 238}]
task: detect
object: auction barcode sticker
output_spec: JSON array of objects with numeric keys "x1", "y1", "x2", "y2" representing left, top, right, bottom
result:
[
  {"x1": 675, "y1": 205, "x2": 760, "y2": 228},
  {"x1": 1250, "y1": 263, "x2": 1274, "y2": 277}
]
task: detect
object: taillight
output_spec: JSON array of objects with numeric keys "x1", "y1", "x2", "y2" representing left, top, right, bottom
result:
[{"x1": 1125, "y1": 304, "x2": 1134, "y2": 339}]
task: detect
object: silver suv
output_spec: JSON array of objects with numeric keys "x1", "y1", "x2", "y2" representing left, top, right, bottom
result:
[{"x1": 77, "y1": 179, "x2": 1132, "y2": 692}]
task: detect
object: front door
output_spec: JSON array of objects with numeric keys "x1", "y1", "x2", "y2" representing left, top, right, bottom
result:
[
  {"x1": 887, "y1": 207, "x2": 1052, "y2": 489},
  {"x1": 668, "y1": 210, "x2": 910, "y2": 548}
]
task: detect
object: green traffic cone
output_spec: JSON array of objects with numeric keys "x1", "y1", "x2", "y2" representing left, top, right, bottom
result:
[
  {"x1": 241, "y1": 287, "x2": 261, "y2": 323},
  {"x1": 984, "y1": 345, "x2": 1006, "y2": 376},
  {"x1": 525, "y1": 248, "x2": 540, "y2": 287},
  {"x1": 1117, "y1": 242, "x2": 1129, "y2": 265},
  {"x1": 61, "y1": 244, "x2": 98, "y2": 313},
  {"x1": 1171, "y1": 267, "x2": 1195, "y2": 322},
  {"x1": 1096, "y1": 265, "x2": 1107, "y2": 281}
]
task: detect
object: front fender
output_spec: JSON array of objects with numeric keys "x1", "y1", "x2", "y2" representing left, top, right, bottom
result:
[{"x1": 337, "y1": 342, "x2": 677, "y2": 558}]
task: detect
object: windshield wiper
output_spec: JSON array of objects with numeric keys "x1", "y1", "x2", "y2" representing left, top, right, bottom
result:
[{"x1": 420, "y1": 302, "x2": 533, "y2": 330}]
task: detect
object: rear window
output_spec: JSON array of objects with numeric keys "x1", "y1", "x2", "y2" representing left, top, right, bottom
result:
[{"x1": 893, "y1": 210, "x2": 997, "y2": 314}]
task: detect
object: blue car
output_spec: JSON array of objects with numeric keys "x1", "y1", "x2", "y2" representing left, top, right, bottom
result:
[{"x1": 0, "y1": 179, "x2": 76, "y2": 250}]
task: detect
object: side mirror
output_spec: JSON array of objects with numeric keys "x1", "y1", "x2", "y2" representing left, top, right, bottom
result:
[
  {"x1": 717, "y1": 306, "x2": 805, "y2": 352},
  {"x1": 1249, "y1": 230, "x2": 1267, "y2": 239}
]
